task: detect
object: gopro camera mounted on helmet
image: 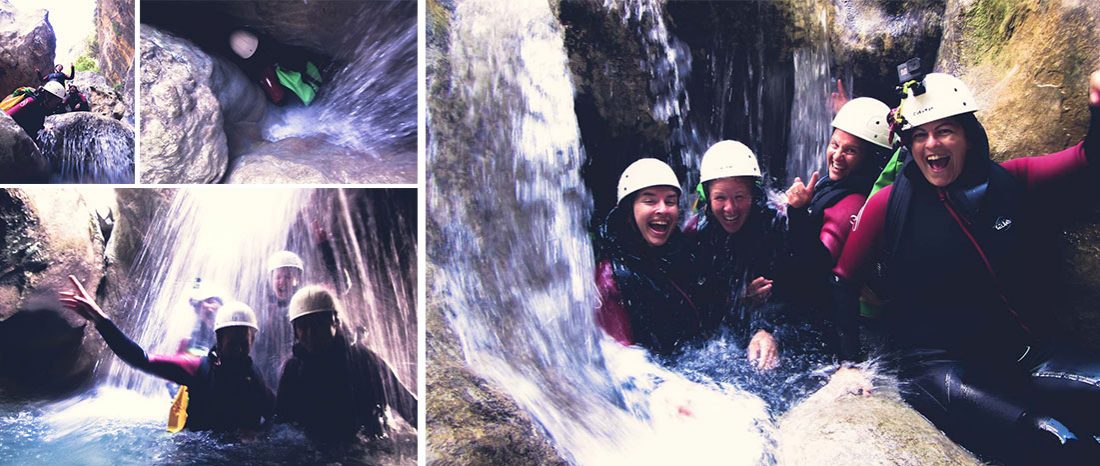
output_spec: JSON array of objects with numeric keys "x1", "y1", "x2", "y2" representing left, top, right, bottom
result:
[{"x1": 896, "y1": 57, "x2": 926, "y2": 98}]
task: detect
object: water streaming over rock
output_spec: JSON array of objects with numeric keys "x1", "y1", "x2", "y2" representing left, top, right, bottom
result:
[
  {"x1": 785, "y1": 45, "x2": 834, "y2": 185},
  {"x1": 37, "y1": 113, "x2": 135, "y2": 184},
  {"x1": 260, "y1": 1, "x2": 417, "y2": 158},
  {"x1": 0, "y1": 187, "x2": 417, "y2": 464},
  {"x1": 606, "y1": 0, "x2": 706, "y2": 188},
  {"x1": 430, "y1": 0, "x2": 773, "y2": 463}
]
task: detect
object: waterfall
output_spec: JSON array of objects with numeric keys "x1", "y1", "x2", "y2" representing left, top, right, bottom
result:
[
  {"x1": 37, "y1": 114, "x2": 135, "y2": 184},
  {"x1": 259, "y1": 1, "x2": 417, "y2": 157},
  {"x1": 430, "y1": 0, "x2": 772, "y2": 463},
  {"x1": 106, "y1": 188, "x2": 416, "y2": 402},
  {"x1": 784, "y1": 8, "x2": 834, "y2": 186},
  {"x1": 606, "y1": 0, "x2": 705, "y2": 189}
]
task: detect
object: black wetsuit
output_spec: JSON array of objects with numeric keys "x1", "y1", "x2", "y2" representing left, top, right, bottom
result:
[
  {"x1": 275, "y1": 333, "x2": 417, "y2": 442},
  {"x1": 8, "y1": 92, "x2": 54, "y2": 139},
  {"x1": 832, "y1": 111, "x2": 1100, "y2": 464},
  {"x1": 39, "y1": 66, "x2": 74, "y2": 86},
  {"x1": 96, "y1": 319, "x2": 274, "y2": 432},
  {"x1": 594, "y1": 201, "x2": 703, "y2": 357},
  {"x1": 687, "y1": 201, "x2": 790, "y2": 345}
]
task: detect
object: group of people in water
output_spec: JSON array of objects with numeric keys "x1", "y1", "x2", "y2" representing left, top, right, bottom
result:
[
  {"x1": 595, "y1": 68, "x2": 1100, "y2": 464},
  {"x1": 58, "y1": 250, "x2": 417, "y2": 445},
  {"x1": 2, "y1": 63, "x2": 91, "y2": 140}
]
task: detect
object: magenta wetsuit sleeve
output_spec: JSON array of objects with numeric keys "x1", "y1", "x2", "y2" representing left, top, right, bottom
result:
[
  {"x1": 830, "y1": 187, "x2": 890, "y2": 361},
  {"x1": 833, "y1": 186, "x2": 889, "y2": 284},
  {"x1": 595, "y1": 259, "x2": 634, "y2": 346},
  {"x1": 1001, "y1": 106, "x2": 1100, "y2": 190},
  {"x1": 95, "y1": 319, "x2": 202, "y2": 386},
  {"x1": 820, "y1": 193, "x2": 867, "y2": 263}
]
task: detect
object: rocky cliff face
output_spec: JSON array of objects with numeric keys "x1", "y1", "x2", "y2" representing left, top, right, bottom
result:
[
  {"x1": 0, "y1": 113, "x2": 47, "y2": 183},
  {"x1": 0, "y1": 188, "x2": 166, "y2": 397},
  {"x1": 0, "y1": 1, "x2": 54, "y2": 101},
  {"x1": 138, "y1": 27, "x2": 228, "y2": 184},
  {"x1": 94, "y1": 0, "x2": 134, "y2": 87}
]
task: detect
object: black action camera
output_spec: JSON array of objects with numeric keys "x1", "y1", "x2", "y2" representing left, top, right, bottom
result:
[{"x1": 896, "y1": 57, "x2": 926, "y2": 98}]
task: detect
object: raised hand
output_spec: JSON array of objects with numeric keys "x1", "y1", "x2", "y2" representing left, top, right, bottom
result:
[
  {"x1": 785, "y1": 171, "x2": 820, "y2": 209},
  {"x1": 58, "y1": 275, "x2": 108, "y2": 323},
  {"x1": 831, "y1": 78, "x2": 849, "y2": 113},
  {"x1": 745, "y1": 276, "x2": 773, "y2": 303}
]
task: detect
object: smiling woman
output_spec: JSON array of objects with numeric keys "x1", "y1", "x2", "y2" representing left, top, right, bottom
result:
[{"x1": 594, "y1": 158, "x2": 701, "y2": 356}]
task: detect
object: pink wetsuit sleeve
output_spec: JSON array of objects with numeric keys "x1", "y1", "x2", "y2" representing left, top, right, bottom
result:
[
  {"x1": 148, "y1": 354, "x2": 204, "y2": 380},
  {"x1": 820, "y1": 193, "x2": 866, "y2": 263},
  {"x1": 1000, "y1": 141, "x2": 1088, "y2": 191},
  {"x1": 833, "y1": 185, "x2": 890, "y2": 284},
  {"x1": 595, "y1": 259, "x2": 634, "y2": 346}
]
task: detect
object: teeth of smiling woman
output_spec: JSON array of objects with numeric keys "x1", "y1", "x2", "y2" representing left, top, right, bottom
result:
[{"x1": 928, "y1": 155, "x2": 946, "y2": 161}]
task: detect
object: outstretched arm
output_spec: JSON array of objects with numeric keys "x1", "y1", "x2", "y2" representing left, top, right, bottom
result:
[
  {"x1": 67, "y1": 64, "x2": 75, "y2": 80},
  {"x1": 370, "y1": 351, "x2": 417, "y2": 427},
  {"x1": 60, "y1": 275, "x2": 200, "y2": 385},
  {"x1": 1001, "y1": 69, "x2": 1100, "y2": 188}
]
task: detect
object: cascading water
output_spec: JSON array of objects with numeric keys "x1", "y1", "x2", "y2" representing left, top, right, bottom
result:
[
  {"x1": 784, "y1": 8, "x2": 836, "y2": 186},
  {"x1": 430, "y1": 0, "x2": 772, "y2": 463},
  {"x1": 259, "y1": 1, "x2": 417, "y2": 158},
  {"x1": 606, "y1": 0, "x2": 707, "y2": 188},
  {"x1": 37, "y1": 115, "x2": 135, "y2": 184},
  {"x1": 0, "y1": 187, "x2": 417, "y2": 465}
]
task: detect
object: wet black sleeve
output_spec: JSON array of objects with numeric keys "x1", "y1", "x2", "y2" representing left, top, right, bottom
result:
[
  {"x1": 66, "y1": 65, "x2": 74, "y2": 80},
  {"x1": 367, "y1": 350, "x2": 417, "y2": 427},
  {"x1": 831, "y1": 276, "x2": 863, "y2": 362},
  {"x1": 253, "y1": 368, "x2": 276, "y2": 428},
  {"x1": 274, "y1": 358, "x2": 301, "y2": 423},
  {"x1": 94, "y1": 319, "x2": 195, "y2": 385}
]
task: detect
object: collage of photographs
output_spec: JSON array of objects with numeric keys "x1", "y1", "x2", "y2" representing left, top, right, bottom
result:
[{"x1": 0, "y1": 0, "x2": 1098, "y2": 465}]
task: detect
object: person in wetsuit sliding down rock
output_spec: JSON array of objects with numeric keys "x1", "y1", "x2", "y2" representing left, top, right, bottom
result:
[{"x1": 228, "y1": 29, "x2": 324, "y2": 107}]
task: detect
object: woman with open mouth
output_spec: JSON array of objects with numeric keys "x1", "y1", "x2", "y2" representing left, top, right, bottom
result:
[
  {"x1": 686, "y1": 140, "x2": 786, "y2": 371},
  {"x1": 594, "y1": 158, "x2": 701, "y2": 357},
  {"x1": 830, "y1": 70, "x2": 1100, "y2": 464},
  {"x1": 783, "y1": 96, "x2": 893, "y2": 353}
]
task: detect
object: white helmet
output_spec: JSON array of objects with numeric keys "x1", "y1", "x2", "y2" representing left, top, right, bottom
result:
[
  {"x1": 899, "y1": 73, "x2": 978, "y2": 130},
  {"x1": 616, "y1": 158, "x2": 681, "y2": 203},
  {"x1": 288, "y1": 285, "x2": 339, "y2": 323},
  {"x1": 188, "y1": 282, "x2": 225, "y2": 307},
  {"x1": 267, "y1": 250, "x2": 304, "y2": 272},
  {"x1": 229, "y1": 30, "x2": 259, "y2": 59},
  {"x1": 213, "y1": 301, "x2": 259, "y2": 332},
  {"x1": 832, "y1": 97, "x2": 892, "y2": 149},
  {"x1": 699, "y1": 140, "x2": 761, "y2": 183},
  {"x1": 42, "y1": 81, "x2": 65, "y2": 99}
]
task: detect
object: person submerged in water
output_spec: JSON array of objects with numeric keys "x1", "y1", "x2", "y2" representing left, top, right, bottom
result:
[
  {"x1": 595, "y1": 158, "x2": 704, "y2": 358},
  {"x1": 829, "y1": 70, "x2": 1100, "y2": 464},
  {"x1": 60, "y1": 275, "x2": 274, "y2": 433},
  {"x1": 228, "y1": 29, "x2": 324, "y2": 107},
  {"x1": 275, "y1": 285, "x2": 417, "y2": 443}
]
